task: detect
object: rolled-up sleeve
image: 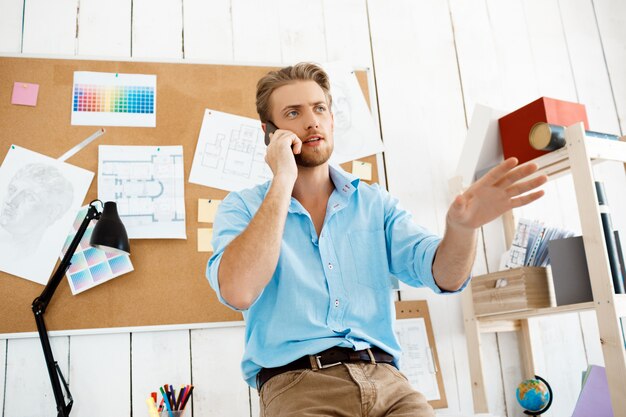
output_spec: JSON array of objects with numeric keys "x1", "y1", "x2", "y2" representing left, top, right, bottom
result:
[
  {"x1": 381, "y1": 187, "x2": 470, "y2": 294},
  {"x1": 206, "y1": 192, "x2": 253, "y2": 310}
]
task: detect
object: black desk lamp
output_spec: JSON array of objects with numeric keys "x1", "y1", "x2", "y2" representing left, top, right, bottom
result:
[{"x1": 31, "y1": 200, "x2": 130, "y2": 417}]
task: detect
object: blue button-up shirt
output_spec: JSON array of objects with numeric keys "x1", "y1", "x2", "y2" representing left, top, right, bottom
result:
[{"x1": 207, "y1": 165, "x2": 468, "y2": 388}]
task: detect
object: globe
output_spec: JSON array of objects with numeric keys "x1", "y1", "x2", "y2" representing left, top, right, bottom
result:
[{"x1": 516, "y1": 377, "x2": 552, "y2": 415}]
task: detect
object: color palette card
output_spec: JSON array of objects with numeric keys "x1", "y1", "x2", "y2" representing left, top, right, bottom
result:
[
  {"x1": 60, "y1": 206, "x2": 133, "y2": 295},
  {"x1": 71, "y1": 71, "x2": 157, "y2": 127}
]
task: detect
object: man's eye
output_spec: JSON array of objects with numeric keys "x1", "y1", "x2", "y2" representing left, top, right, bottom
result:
[
  {"x1": 316, "y1": 105, "x2": 327, "y2": 112},
  {"x1": 286, "y1": 110, "x2": 298, "y2": 118}
]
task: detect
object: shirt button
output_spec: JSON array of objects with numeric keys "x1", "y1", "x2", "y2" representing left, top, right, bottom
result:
[
  {"x1": 328, "y1": 263, "x2": 334, "y2": 270},
  {"x1": 334, "y1": 299, "x2": 340, "y2": 307}
]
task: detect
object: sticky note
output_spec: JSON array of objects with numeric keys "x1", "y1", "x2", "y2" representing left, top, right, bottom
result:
[
  {"x1": 351, "y1": 160, "x2": 372, "y2": 181},
  {"x1": 198, "y1": 199, "x2": 222, "y2": 223},
  {"x1": 11, "y1": 82, "x2": 39, "y2": 106},
  {"x1": 198, "y1": 228, "x2": 214, "y2": 252}
]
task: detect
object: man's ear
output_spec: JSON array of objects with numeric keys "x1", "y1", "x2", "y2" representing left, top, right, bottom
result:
[{"x1": 261, "y1": 123, "x2": 267, "y2": 133}]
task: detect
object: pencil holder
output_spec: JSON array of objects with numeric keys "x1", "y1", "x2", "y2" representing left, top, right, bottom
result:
[{"x1": 158, "y1": 411, "x2": 186, "y2": 417}]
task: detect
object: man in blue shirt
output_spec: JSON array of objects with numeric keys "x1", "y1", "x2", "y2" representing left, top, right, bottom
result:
[{"x1": 207, "y1": 63, "x2": 547, "y2": 416}]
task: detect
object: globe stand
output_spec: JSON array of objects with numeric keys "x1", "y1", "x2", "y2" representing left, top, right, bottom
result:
[{"x1": 523, "y1": 375, "x2": 553, "y2": 416}]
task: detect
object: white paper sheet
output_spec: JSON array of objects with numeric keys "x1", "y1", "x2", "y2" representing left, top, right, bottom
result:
[
  {"x1": 322, "y1": 62, "x2": 385, "y2": 163},
  {"x1": 189, "y1": 109, "x2": 272, "y2": 192},
  {"x1": 98, "y1": 145, "x2": 186, "y2": 239},
  {"x1": 0, "y1": 145, "x2": 94, "y2": 285},
  {"x1": 395, "y1": 318, "x2": 441, "y2": 401},
  {"x1": 71, "y1": 71, "x2": 157, "y2": 127}
]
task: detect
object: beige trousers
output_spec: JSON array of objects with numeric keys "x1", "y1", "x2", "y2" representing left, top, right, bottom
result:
[{"x1": 258, "y1": 362, "x2": 435, "y2": 417}]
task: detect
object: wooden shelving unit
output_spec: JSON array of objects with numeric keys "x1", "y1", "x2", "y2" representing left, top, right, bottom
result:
[{"x1": 462, "y1": 123, "x2": 626, "y2": 414}]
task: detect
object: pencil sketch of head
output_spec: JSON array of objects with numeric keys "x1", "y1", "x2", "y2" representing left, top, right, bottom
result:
[
  {"x1": 331, "y1": 82, "x2": 352, "y2": 136},
  {"x1": 0, "y1": 163, "x2": 74, "y2": 251}
]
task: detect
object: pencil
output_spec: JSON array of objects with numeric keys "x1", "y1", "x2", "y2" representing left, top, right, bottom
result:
[{"x1": 181, "y1": 385, "x2": 194, "y2": 410}]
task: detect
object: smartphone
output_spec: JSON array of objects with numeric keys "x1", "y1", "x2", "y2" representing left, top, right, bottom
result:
[{"x1": 264, "y1": 121, "x2": 278, "y2": 146}]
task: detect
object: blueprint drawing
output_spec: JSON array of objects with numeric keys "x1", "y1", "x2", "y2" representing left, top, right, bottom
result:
[
  {"x1": 189, "y1": 109, "x2": 272, "y2": 192},
  {"x1": 98, "y1": 145, "x2": 186, "y2": 239}
]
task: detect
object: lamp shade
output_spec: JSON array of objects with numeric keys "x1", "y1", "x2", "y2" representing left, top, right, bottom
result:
[{"x1": 90, "y1": 201, "x2": 130, "y2": 255}]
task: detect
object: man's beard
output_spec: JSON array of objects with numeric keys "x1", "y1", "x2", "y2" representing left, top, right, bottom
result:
[{"x1": 294, "y1": 142, "x2": 333, "y2": 167}]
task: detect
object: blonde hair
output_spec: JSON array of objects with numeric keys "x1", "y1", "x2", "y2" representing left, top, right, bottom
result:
[{"x1": 256, "y1": 62, "x2": 332, "y2": 123}]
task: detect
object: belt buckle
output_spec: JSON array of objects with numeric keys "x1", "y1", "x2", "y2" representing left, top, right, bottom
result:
[{"x1": 316, "y1": 355, "x2": 342, "y2": 369}]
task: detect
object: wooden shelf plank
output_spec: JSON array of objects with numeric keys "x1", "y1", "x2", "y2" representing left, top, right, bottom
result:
[
  {"x1": 585, "y1": 136, "x2": 626, "y2": 163},
  {"x1": 518, "y1": 130, "x2": 626, "y2": 183},
  {"x1": 476, "y1": 302, "x2": 595, "y2": 322}
]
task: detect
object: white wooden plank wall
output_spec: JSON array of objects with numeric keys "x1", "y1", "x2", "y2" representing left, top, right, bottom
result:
[
  {"x1": 131, "y1": 331, "x2": 192, "y2": 416},
  {"x1": 0, "y1": 339, "x2": 5, "y2": 413},
  {"x1": 183, "y1": 0, "x2": 233, "y2": 62},
  {"x1": 0, "y1": 0, "x2": 23, "y2": 53},
  {"x1": 22, "y1": 0, "x2": 78, "y2": 55},
  {"x1": 277, "y1": 0, "x2": 327, "y2": 65},
  {"x1": 231, "y1": 0, "x2": 282, "y2": 64},
  {"x1": 532, "y1": 314, "x2": 590, "y2": 416},
  {"x1": 367, "y1": 1, "x2": 472, "y2": 414},
  {"x1": 191, "y1": 327, "x2": 249, "y2": 417},
  {"x1": 323, "y1": 0, "x2": 372, "y2": 69},
  {"x1": 133, "y1": 0, "x2": 183, "y2": 59},
  {"x1": 447, "y1": 0, "x2": 510, "y2": 274},
  {"x1": 496, "y1": 333, "x2": 524, "y2": 415},
  {"x1": 1, "y1": 1, "x2": 625, "y2": 416},
  {"x1": 4, "y1": 337, "x2": 69, "y2": 417},
  {"x1": 77, "y1": 0, "x2": 131, "y2": 57},
  {"x1": 594, "y1": 0, "x2": 626, "y2": 134},
  {"x1": 69, "y1": 334, "x2": 131, "y2": 416}
]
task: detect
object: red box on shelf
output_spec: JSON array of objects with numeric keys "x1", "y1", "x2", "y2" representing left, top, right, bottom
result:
[{"x1": 498, "y1": 97, "x2": 589, "y2": 164}]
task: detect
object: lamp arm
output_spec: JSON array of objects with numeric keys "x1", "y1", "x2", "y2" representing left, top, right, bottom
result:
[
  {"x1": 33, "y1": 205, "x2": 100, "y2": 314},
  {"x1": 31, "y1": 204, "x2": 100, "y2": 417},
  {"x1": 33, "y1": 309, "x2": 71, "y2": 417}
]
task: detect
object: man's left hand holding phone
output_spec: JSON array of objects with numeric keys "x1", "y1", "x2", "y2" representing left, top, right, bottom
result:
[{"x1": 263, "y1": 121, "x2": 301, "y2": 184}]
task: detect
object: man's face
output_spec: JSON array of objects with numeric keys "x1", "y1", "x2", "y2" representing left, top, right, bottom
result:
[
  {"x1": 269, "y1": 80, "x2": 334, "y2": 168},
  {"x1": 0, "y1": 176, "x2": 50, "y2": 237}
]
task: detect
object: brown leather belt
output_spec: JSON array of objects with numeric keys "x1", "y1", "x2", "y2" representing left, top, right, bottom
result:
[{"x1": 256, "y1": 346, "x2": 395, "y2": 390}]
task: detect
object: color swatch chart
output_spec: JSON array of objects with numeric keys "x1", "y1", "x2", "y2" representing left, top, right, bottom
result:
[
  {"x1": 61, "y1": 206, "x2": 134, "y2": 294},
  {"x1": 71, "y1": 71, "x2": 157, "y2": 127},
  {"x1": 73, "y1": 85, "x2": 154, "y2": 114}
]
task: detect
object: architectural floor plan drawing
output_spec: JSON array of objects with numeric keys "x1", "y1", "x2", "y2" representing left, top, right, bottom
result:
[
  {"x1": 189, "y1": 109, "x2": 272, "y2": 192},
  {"x1": 98, "y1": 145, "x2": 186, "y2": 239}
]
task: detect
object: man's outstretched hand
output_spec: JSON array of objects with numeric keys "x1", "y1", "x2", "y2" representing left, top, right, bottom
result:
[{"x1": 447, "y1": 157, "x2": 548, "y2": 230}]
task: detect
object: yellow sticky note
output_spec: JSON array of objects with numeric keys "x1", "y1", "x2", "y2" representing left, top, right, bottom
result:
[
  {"x1": 198, "y1": 199, "x2": 222, "y2": 223},
  {"x1": 351, "y1": 160, "x2": 372, "y2": 181},
  {"x1": 198, "y1": 228, "x2": 214, "y2": 252}
]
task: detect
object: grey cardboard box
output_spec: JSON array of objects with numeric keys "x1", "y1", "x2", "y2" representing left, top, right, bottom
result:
[{"x1": 548, "y1": 236, "x2": 593, "y2": 305}]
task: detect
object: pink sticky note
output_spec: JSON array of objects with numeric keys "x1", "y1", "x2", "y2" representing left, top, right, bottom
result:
[{"x1": 11, "y1": 82, "x2": 39, "y2": 106}]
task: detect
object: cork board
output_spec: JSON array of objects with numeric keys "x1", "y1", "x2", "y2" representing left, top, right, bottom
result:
[
  {"x1": 395, "y1": 300, "x2": 448, "y2": 409},
  {"x1": 0, "y1": 56, "x2": 381, "y2": 334}
]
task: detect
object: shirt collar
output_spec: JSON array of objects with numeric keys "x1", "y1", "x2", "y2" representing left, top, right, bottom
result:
[
  {"x1": 285, "y1": 164, "x2": 361, "y2": 214},
  {"x1": 329, "y1": 163, "x2": 360, "y2": 196}
]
